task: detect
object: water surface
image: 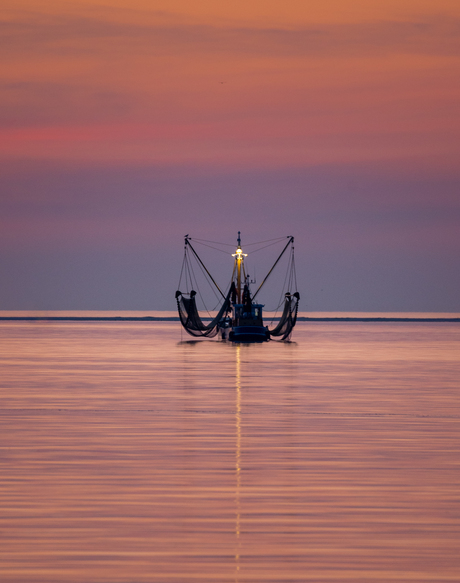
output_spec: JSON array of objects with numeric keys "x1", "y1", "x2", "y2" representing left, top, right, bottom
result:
[{"x1": 1, "y1": 321, "x2": 459, "y2": 582}]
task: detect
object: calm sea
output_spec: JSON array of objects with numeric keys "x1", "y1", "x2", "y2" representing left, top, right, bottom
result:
[{"x1": 1, "y1": 319, "x2": 459, "y2": 582}]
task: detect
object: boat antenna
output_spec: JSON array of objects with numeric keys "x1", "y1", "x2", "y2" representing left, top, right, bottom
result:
[
  {"x1": 252, "y1": 236, "x2": 294, "y2": 301},
  {"x1": 185, "y1": 236, "x2": 225, "y2": 299}
]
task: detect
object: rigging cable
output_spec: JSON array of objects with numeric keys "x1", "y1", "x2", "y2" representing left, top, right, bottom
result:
[
  {"x1": 185, "y1": 249, "x2": 194, "y2": 294},
  {"x1": 192, "y1": 250, "x2": 223, "y2": 305},
  {"x1": 190, "y1": 236, "x2": 287, "y2": 248},
  {"x1": 252, "y1": 237, "x2": 294, "y2": 301},
  {"x1": 186, "y1": 239, "x2": 225, "y2": 299},
  {"x1": 178, "y1": 246, "x2": 187, "y2": 290},
  {"x1": 187, "y1": 241, "x2": 230, "y2": 315},
  {"x1": 187, "y1": 251, "x2": 213, "y2": 318},
  {"x1": 190, "y1": 238, "x2": 234, "y2": 248},
  {"x1": 243, "y1": 236, "x2": 288, "y2": 247},
  {"x1": 246, "y1": 239, "x2": 288, "y2": 254},
  {"x1": 190, "y1": 240, "x2": 230, "y2": 254},
  {"x1": 268, "y1": 248, "x2": 293, "y2": 325}
]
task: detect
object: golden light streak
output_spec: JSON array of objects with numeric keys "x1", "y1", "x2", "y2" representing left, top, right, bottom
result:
[{"x1": 235, "y1": 344, "x2": 241, "y2": 581}]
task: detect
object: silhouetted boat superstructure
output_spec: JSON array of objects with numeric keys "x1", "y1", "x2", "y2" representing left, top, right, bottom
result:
[{"x1": 175, "y1": 233, "x2": 299, "y2": 342}]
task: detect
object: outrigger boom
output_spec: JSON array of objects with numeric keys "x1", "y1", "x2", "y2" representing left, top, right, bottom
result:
[{"x1": 176, "y1": 232, "x2": 300, "y2": 342}]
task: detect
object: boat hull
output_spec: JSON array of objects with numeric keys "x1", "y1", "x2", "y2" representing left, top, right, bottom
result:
[{"x1": 228, "y1": 326, "x2": 269, "y2": 343}]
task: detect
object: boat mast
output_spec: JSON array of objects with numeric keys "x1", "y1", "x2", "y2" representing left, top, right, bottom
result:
[
  {"x1": 237, "y1": 232, "x2": 242, "y2": 303},
  {"x1": 232, "y1": 231, "x2": 247, "y2": 304}
]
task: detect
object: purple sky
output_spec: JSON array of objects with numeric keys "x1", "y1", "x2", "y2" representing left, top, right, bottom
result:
[{"x1": 1, "y1": 158, "x2": 458, "y2": 311}]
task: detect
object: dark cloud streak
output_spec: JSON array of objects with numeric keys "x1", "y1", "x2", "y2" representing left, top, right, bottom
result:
[
  {"x1": 0, "y1": 82, "x2": 133, "y2": 127},
  {"x1": 1, "y1": 12, "x2": 459, "y2": 58}
]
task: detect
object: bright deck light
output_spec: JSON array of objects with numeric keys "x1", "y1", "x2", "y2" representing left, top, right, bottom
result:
[{"x1": 232, "y1": 247, "x2": 248, "y2": 258}]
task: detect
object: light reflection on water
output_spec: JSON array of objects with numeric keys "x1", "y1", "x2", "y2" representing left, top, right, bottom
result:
[
  {"x1": 236, "y1": 344, "x2": 241, "y2": 580},
  {"x1": 0, "y1": 321, "x2": 459, "y2": 582}
]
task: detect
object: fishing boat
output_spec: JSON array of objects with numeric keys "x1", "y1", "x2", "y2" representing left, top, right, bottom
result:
[{"x1": 175, "y1": 232, "x2": 300, "y2": 342}]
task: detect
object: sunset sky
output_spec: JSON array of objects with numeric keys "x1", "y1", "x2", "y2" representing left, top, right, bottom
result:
[{"x1": 1, "y1": 0, "x2": 459, "y2": 311}]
